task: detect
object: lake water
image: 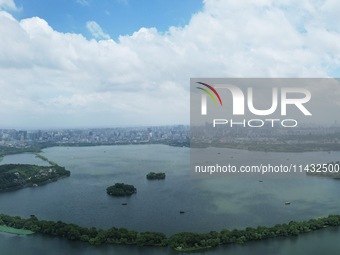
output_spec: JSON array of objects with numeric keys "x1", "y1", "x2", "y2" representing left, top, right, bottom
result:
[{"x1": 1, "y1": 145, "x2": 340, "y2": 254}]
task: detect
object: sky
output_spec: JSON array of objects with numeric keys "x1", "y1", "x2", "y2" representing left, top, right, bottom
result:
[{"x1": 0, "y1": 0, "x2": 340, "y2": 129}]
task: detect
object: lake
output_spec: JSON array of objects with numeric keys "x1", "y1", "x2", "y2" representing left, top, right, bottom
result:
[{"x1": 1, "y1": 145, "x2": 340, "y2": 254}]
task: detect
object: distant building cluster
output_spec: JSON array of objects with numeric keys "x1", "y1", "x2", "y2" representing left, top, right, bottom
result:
[
  {"x1": 0, "y1": 126, "x2": 190, "y2": 148},
  {"x1": 1, "y1": 124, "x2": 339, "y2": 149},
  {"x1": 191, "y1": 124, "x2": 340, "y2": 145}
]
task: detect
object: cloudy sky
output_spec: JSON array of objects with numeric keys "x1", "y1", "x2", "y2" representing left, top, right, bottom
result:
[{"x1": 0, "y1": 0, "x2": 340, "y2": 129}]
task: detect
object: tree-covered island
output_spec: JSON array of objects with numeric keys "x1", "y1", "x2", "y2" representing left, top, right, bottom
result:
[
  {"x1": 146, "y1": 172, "x2": 166, "y2": 180},
  {"x1": 0, "y1": 164, "x2": 70, "y2": 192},
  {"x1": 106, "y1": 183, "x2": 137, "y2": 196},
  {"x1": 306, "y1": 161, "x2": 340, "y2": 178}
]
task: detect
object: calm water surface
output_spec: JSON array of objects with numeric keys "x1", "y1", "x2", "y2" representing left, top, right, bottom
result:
[{"x1": 1, "y1": 145, "x2": 340, "y2": 254}]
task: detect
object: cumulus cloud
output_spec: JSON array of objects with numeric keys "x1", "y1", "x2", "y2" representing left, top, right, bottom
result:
[
  {"x1": 0, "y1": 0, "x2": 340, "y2": 128},
  {"x1": 86, "y1": 21, "x2": 111, "y2": 40}
]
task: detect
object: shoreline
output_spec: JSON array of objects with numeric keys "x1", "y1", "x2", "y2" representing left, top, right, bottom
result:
[
  {"x1": 0, "y1": 174, "x2": 69, "y2": 193},
  {"x1": 1, "y1": 213, "x2": 340, "y2": 252},
  {"x1": 2, "y1": 143, "x2": 340, "y2": 157}
]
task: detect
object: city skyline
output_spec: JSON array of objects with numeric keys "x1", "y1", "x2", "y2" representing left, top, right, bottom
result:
[{"x1": 1, "y1": 0, "x2": 340, "y2": 129}]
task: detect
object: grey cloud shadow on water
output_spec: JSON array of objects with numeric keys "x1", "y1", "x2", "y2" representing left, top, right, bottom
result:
[{"x1": 193, "y1": 187, "x2": 325, "y2": 229}]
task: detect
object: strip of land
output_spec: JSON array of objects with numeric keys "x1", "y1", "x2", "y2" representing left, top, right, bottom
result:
[{"x1": 1, "y1": 213, "x2": 340, "y2": 252}]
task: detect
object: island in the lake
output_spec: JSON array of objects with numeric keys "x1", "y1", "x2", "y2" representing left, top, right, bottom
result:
[
  {"x1": 106, "y1": 183, "x2": 137, "y2": 196},
  {"x1": 0, "y1": 164, "x2": 71, "y2": 192},
  {"x1": 306, "y1": 161, "x2": 340, "y2": 178},
  {"x1": 146, "y1": 172, "x2": 166, "y2": 180}
]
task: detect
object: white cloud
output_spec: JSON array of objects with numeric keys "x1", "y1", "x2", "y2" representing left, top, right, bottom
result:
[
  {"x1": 0, "y1": 0, "x2": 18, "y2": 11},
  {"x1": 76, "y1": 0, "x2": 90, "y2": 6},
  {"x1": 86, "y1": 21, "x2": 111, "y2": 40},
  {"x1": 0, "y1": 0, "x2": 340, "y2": 128}
]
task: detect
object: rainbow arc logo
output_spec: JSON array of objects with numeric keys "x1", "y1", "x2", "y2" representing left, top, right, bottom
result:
[{"x1": 196, "y1": 82, "x2": 223, "y2": 106}]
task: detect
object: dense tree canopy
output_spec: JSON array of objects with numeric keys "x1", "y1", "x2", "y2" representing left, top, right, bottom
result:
[
  {"x1": 146, "y1": 172, "x2": 166, "y2": 180},
  {"x1": 0, "y1": 164, "x2": 70, "y2": 191},
  {"x1": 106, "y1": 183, "x2": 137, "y2": 196}
]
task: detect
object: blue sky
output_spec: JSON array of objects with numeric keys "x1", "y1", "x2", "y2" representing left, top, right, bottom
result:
[
  {"x1": 0, "y1": 0, "x2": 340, "y2": 129},
  {"x1": 13, "y1": 0, "x2": 203, "y2": 40}
]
